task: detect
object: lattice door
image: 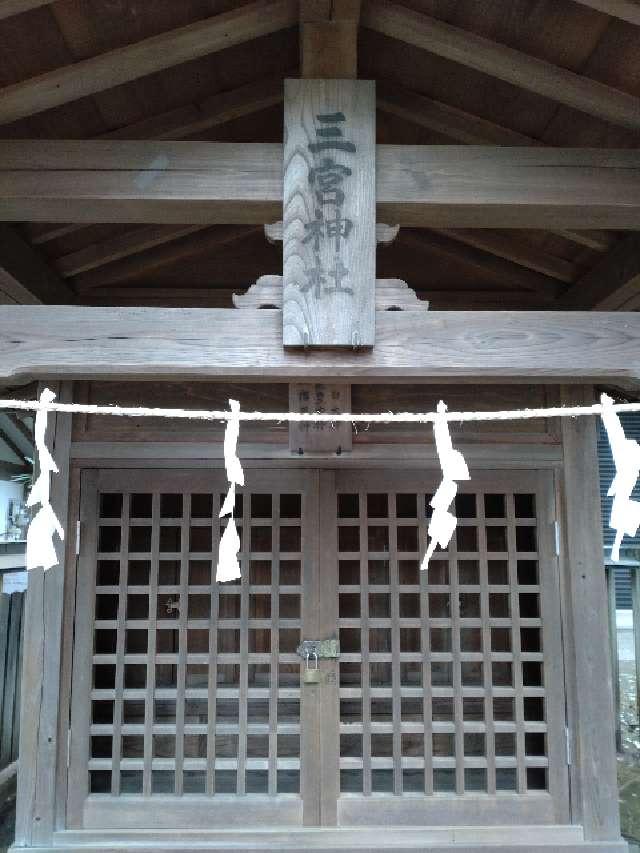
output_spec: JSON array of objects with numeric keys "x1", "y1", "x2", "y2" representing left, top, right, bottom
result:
[
  {"x1": 68, "y1": 469, "x2": 320, "y2": 829},
  {"x1": 330, "y1": 470, "x2": 569, "y2": 827}
]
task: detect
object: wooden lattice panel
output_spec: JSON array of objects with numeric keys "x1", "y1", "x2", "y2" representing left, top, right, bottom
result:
[
  {"x1": 336, "y1": 481, "x2": 549, "y2": 799},
  {"x1": 86, "y1": 476, "x2": 304, "y2": 800}
]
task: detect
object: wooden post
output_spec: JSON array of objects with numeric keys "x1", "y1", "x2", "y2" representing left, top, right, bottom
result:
[
  {"x1": 606, "y1": 566, "x2": 622, "y2": 752},
  {"x1": 559, "y1": 385, "x2": 621, "y2": 843},
  {"x1": 633, "y1": 569, "x2": 640, "y2": 737},
  {"x1": 15, "y1": 381, "x2": 72, "y2": 846},
  {"x1": 283, "y1": 78, "x2": 376, "y2": 347},
  {"x1": 300, "y1": 0, "x2": 360, "y2": 79}
]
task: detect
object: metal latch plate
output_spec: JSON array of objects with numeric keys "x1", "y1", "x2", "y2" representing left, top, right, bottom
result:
[{"x1": 297, "y1": 638, "x2": 340, "y2": 660}]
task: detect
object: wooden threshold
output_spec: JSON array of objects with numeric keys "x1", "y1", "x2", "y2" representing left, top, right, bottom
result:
[{"x1": 38, "y1": 825, "x2": 626, "y2": 853}]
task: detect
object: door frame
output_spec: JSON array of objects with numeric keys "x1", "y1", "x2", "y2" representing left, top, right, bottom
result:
[
  {"x1": 319, "y1": 468, "x2": 570, "y2": 827},
  {"x1": 67, "y1": 467, "x2": 322, "y2": 829}
]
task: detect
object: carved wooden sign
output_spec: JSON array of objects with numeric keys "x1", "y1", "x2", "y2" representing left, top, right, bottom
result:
[{"x1": 283, "y1": 78, "x2": 376, "y2": 348}]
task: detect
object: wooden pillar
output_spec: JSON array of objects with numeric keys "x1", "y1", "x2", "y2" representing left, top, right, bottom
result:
[
  {"x1": 15, "y1": 381, "x2": 72, "y2": 846},
  {"x1": 606, "y1": 566, "x2": 622, "y2": 752},
  {"x1": 300, "y1": 0, "x2": 360, "y2": 79},
  {"x1": 559, "y1": 385, "x2": 621, "y2": 842}
]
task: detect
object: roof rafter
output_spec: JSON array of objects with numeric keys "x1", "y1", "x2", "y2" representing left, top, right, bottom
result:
[
  {"x1": 362, "y1": 0, "x2": 640, "y2": 129},
  {"x1": 72, "y1": 225, "x2": 259, "y2": 291},
  {"x1": 55, "y1": 226, "x2": 208, "y2": 278},
  {"x1": 376, "y1": 81, "x2": 614, "y2": 253},
  {"x1": 0, "y1": 417, "x2": 29, "y2": 464},
  {"x1": 0, "y1": 0, "x2": 54, "y2": 20},
  {"x1": 0, "y1": 224, "x2": 73, "y2": 304},
  {"x1": 0, "y1": 0, "x2": 297, "y2": 125},
  {"x1": 557, "y1": 234, "x2": 640, "y2": 309},
  {"x1": 25, "y1": 74, "x2": 287, "y2": 247},
  {"x1": 398, "y1": 230, "x2": 563, "y2": 300},
  {"x1": 570, "y1": 0, "x2": 640, "y2": 26},
  {"x1": 435, "y1": 229, "x2": 579, "y2": 284}
]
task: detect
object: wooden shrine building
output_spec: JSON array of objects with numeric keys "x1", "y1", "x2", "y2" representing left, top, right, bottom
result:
[{"x1": 0, "y1": 1, "x2": 639, "y2": 851}]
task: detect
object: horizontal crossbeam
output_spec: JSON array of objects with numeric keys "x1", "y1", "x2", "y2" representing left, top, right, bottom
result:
[
  {"x1": 1, "y1": 142, "x2": 639, "y2": 229},
  {"x1": 0, "y1": 306, "x2": 638, "y2": 384}
]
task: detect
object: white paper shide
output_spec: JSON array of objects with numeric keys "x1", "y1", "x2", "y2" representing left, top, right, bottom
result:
[
  {"x1": 601, "y1": 393, "x2": 640, "y2": 562},
  {"x1": 421, "y1": 401, "x2": 470, "y2": 571},
  {"x1": 216, "y1": 399, "x2": 245, "y2": 582},
  {"x1": 26, "y1": 388, "x2": 65, "y2": 571}
]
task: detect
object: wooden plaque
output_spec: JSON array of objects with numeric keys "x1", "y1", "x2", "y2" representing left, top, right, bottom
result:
[
  {"x1": 289, "y1": 383, "x2": 352, "y2": 453},
  {"x1": 283, "y1": 78, "x2": 376, "y2": 348}
]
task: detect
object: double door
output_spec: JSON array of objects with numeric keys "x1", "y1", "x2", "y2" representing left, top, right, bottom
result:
[{"x1": 68, "y1": 467, "x2": 569, "y2": 830}]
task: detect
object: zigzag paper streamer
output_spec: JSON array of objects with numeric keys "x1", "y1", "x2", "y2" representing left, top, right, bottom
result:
[
  {"x1": 421, "y1": 401, "x2": 470, "y2": 571},
  {"x1": 26, "y1": 388, "x2": 64, "y2": 571},
  {"x1": 601, "y1": 393, "x2": 640, "y2": 562},
  {"x1": 216, "y1": 399, "x2": 244, "y2": 583}
]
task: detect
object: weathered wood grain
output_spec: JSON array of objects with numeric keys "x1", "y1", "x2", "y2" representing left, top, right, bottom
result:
[
  {"x1": 283, "y1": 79, "x2": 376, "y2": 347},
  {"x1": 1, "y1": 142, "x2": 638, "y2": 229},
  {"x1": 0, "y1": 0, "x2": 297, "y2": 125},
  {"x1": 0, "y1": 307, "x2": 639, "y2": 384}
]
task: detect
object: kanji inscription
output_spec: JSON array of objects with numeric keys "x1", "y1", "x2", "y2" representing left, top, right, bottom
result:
[
  {"x1": 283, "y1": 79, "x2": 376, "y2": 347},
  {"x1": 288, "y1": 383, "x2": 352, "y2": 453}
]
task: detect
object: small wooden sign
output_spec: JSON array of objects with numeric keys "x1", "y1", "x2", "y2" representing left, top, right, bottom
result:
[
  {"x1": 283, "y1": 78, "x2": 376, "y2": 348},
  {"x1": 289, "y1": 383, "x2": 352, "y2": 454}
]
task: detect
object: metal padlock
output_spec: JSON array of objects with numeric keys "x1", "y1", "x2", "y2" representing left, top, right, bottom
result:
[{"x1": 303, "y1": 651, "x2": 322, "y2": 685}]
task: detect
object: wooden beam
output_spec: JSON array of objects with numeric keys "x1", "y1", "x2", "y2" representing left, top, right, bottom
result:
[
  {"x1": 571, "y1": 0, "x2": 640, "y2": 26},
  {"x1": 376, "y1": 81, "x2": 615, "y2": 253},
  {"x1": 376, "y1": 80, "x2": 536, "y2": 146},
  {"x1": 363, "y1": 0, "x2": 640, "y2": 130},
  {"x1": 0, "y1": 306, "x2": 639, "y2": 383},
  {"x1": 102, "y1": 75, "x2": 285, "y2": 141},
  {"x1": 0, "y1": 0, "x2": 297, "y2": 125},
  {"x1": 0, "y1": 421, "x2": 29, "y2": 464},
  {"x1": 26, "y1": 75, "x2": 286, "y2": 248},
  {"x1": 0, "y1": 225, "x2": 73, "y2": 304},
  {"x1": 72, "y1": 226, "x2": 256, "y2": 291},
  {"x1": 557, "y1": 235, "x2": 640, "y2": 310},
  {"x1": 0, "y1": 0, "x2": 54, "y2": 20},
  {"x1": 55, "y1": 225, "x2": 207, "y2": 278},
  {"x1": 2, "y1": 141, "x2": 639, "y2": 229},
  {"x1": 398, "y1": 230, "x2": 563, "y2": 300},
  {"x1": 79, "y1": 286, "x2": 549, "y2": 310},
  {"x1": 436, "y1": 229, "x2": 579, "y2": 283},
  {"x1": 300, "y1": 0, "x2": 361, "y2": 78},
  {"x1": 265, "y1": 221, "x2": 399, "y2": 245}
]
